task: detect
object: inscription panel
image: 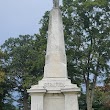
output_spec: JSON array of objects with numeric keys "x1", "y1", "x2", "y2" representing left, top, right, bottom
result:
[
  {"x1": 44, "y1": 93, "x2": 65, "y2": 110},
  {"x1": 44, "y1": 82, "x2": 64, "y2": 87}
]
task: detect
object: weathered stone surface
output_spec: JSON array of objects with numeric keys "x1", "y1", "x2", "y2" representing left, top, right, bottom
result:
[
  {"x1": 65, "y1": 93, "x2": 79, "y2": 110},
  {"x1": 53, "y1": 0, "x2": 59, "y2": 8},
  {"x1": 27, "y1": 0, "x2": 80, "y2": 110},
  {"x1": 44, "y1": 8, "x2": 67, "y2": 78},
  {"x1": 44, "y1": 93, "x2": 64, "y2": 110},
  {"x1": 31, "y1": 93, "x2": 44, "y2": 110}
]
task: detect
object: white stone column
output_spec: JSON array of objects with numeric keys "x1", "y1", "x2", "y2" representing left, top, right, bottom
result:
[
  {"x1": 44, "y1": 8, "x2": 67, "y2": 78},
  {"x1": 31, "y1": 93, "x2": 44, "y2": 110},
  {"x1": 64, "y1": 93, "x2": 79, "y2": 110}
]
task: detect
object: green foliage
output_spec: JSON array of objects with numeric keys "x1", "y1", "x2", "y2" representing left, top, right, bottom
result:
[
  {"x1": 0, "y1": 50, "x2": 5, "y2": 83},
  {"x1": 2, "y1": 35, "x2": 45, "y2": 87},
  {"x1": 93, "y1": 88, "x2": 104, "y2": 110},
  {"x1": 1, "y1": 35, "x2": 46, "y2": 109},
  {"x1": 78, "y1": 93, "x2": 87, "y2": 110},
  {"x1": 2, "y1": 98, "x2": 17, "y2": 110},
  {"x1": 62, "y1": 0, "x2": 110, "y2": 109},
  {"x1": 93, "y1": 85, "x2": 110, "y2": 110}
]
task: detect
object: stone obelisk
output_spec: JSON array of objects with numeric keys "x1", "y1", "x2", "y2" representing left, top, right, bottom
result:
[
  {"x1": 27, "y1": 0, "x2": 80, "y2": 110},
  {"x1": 44, "y1": 0, "x2": 67, "y2": 78}
]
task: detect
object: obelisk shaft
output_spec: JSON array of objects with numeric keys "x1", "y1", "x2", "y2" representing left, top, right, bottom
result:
[{"x1": 44, "y1": 1, "x2": 67, "y2": 78}]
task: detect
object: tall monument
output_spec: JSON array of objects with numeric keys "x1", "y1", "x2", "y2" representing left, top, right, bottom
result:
[{"x1": 27, "y1": 0, "x2": 80, "y2": 110}]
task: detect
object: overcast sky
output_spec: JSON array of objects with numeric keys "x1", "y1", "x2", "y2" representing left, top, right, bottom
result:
[{"x1": 0, "y1": 0, "x2": 56, "y2": 45}]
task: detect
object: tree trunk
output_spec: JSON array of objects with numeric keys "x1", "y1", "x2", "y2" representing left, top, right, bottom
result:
[
  {"x1": 86, "y1": 78, "x2": 96, "y2": 110},
  {"x1": 23, "y1": 89, "x2": 29, "y2": 110},
  {"x1": 86, "y1": 89, "x2": 93, "y2": 110},
  {"x1": 0, "y1": 96, "x2": 3, "y2": 110},
  {"x1": 23, "y1": 98, "x2": 28, "y2": 110}
]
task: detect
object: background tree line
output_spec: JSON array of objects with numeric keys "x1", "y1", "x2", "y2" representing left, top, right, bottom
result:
[{"x1": 0, "y1": 0, "x2": 110, "y2": 110}]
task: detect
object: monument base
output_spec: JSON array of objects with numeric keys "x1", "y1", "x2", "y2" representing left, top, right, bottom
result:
[{"x1": 27, "y1": 78, "x2": 80, "y2": 110}]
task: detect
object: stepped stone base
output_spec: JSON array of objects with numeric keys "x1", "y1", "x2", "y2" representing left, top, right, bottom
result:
[{"x1": 28, "y1": 78, "x2": 80, "y2": 110}]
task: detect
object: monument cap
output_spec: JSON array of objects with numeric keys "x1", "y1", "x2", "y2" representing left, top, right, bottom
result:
[{"x1": 53, "y1": 0, "x2": 59, "y2": 8}]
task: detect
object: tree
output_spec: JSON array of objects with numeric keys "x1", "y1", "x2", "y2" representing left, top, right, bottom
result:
[
  {"x1": 1, "y1": 35, "x2": 46, "y2": 110},
  {"x1": 62, "y1": 0, "x2": 110, "y2": 110},
  {"x1": 102, "y1": 77, "x2": 110, "y2": 109},
  {"x1": 38, "y1": 0, "x2": 110, "y2": 110},
  {"x1": 0, "y1": 50, "x2": 5, "y2": 83},
  {"x1": 0, "y1": 50, "x2": 16, "y2": 110},
  {"x1": 0, "y1": 50, "x2": 5, "y2": 109},
  {"x1": 93, "y1": 79, "x2": 110, "y2": 110}
]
